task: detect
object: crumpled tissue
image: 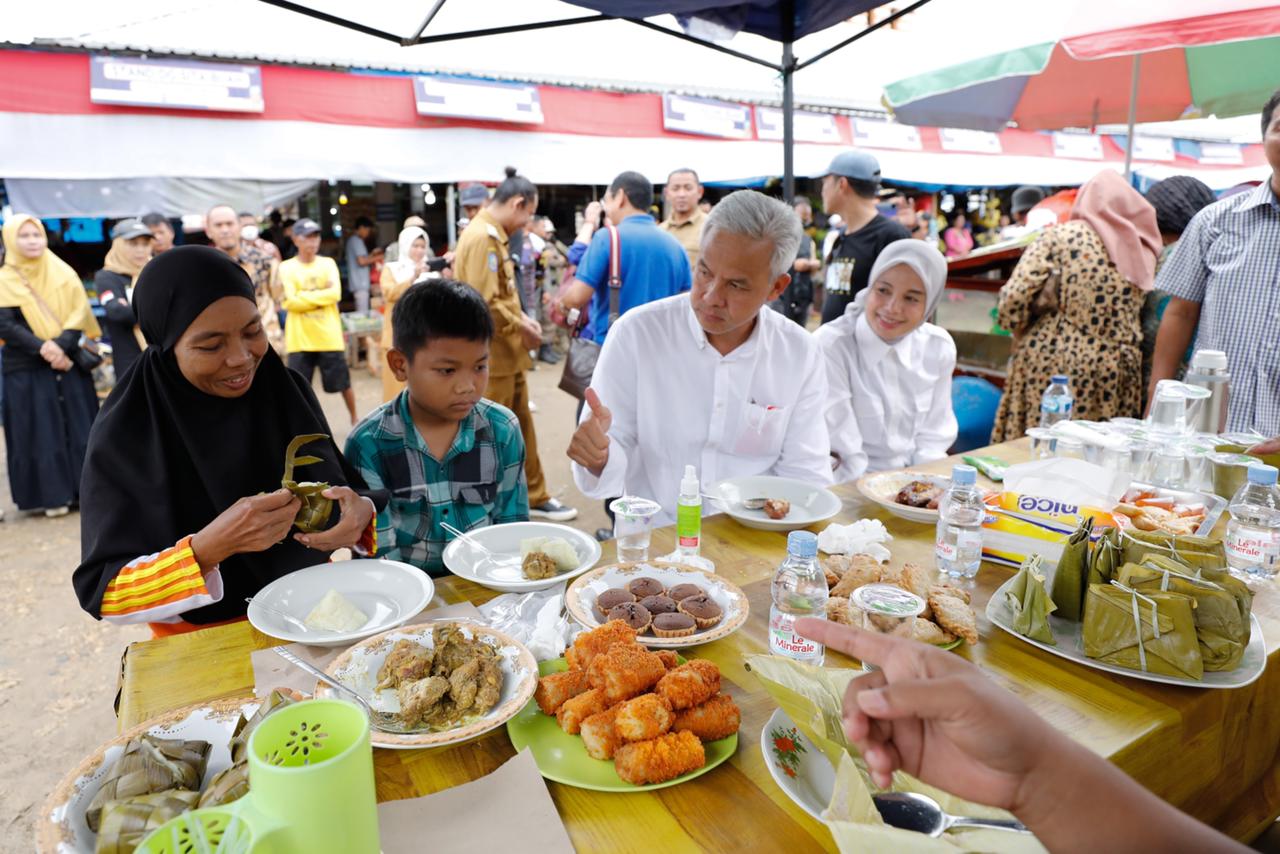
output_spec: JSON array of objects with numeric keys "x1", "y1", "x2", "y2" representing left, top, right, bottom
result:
[
  {"x1": 817, "y1": 519, "x2": 893, "y2": 562},
  {"x1": 477, "y1": 585, "x2": 572, "y2": 661}
]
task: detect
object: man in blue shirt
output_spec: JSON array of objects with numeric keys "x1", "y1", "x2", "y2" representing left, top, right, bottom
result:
[{"x1": 555, "y1": 171, "x2": 691, "y2": 346}]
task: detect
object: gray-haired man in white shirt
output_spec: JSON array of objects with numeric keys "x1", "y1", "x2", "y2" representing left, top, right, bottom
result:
[{"x1": 567, "y1": 190, "x2": 833, "y2": 526}]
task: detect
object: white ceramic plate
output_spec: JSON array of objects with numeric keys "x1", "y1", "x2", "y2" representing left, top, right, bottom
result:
[
  {"x1": 711, "y1": 476, "x2": 842, "y2": 532},
  {"x1": 986, "y1": 572, "x2": 1267, "y2": 689},
  {"x1": 565, "y1": 561, "x2": 749, "y2": 648},
  {"x1": 315, "y1": 619, "x2": 537, "y2": 749},
  {"x1": 761, "y1": 708, "x2": 835, "y2": 822},
  {"x1": 441, "y1": 521, "x2": 602, "y2": 592},
  {"x1": 855, "y1": 470, "x2": 950, "y2": 524},
  {"x1": 40, "y1": 696, "x2": 259, "y2": 854},
  {"x1": 247, "y1": 558, "x2": 434, "y2": 647}
]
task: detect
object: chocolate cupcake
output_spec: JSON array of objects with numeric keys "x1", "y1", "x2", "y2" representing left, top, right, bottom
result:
[
  {"x1": 594, "y1": 588, "x2": 636, "y2": 622},
  {"x1": 627, "y1": 577, "x2": 665, "y2": 599},
  {"x1": 639, "y1": 594, "x2": 677, "y2": 615},
  {"x1": 607, "y1": 602, "x2": 653, "y2": 634},
  {"x1": 677, "y1": 594, "x2": 723, "y2": 630},
  {"x1": 666, "y1": 583, "x2": 704, "y2": 602},
  {"x1": 652, "y1": 612, "x2": 697, "y2": 639}
]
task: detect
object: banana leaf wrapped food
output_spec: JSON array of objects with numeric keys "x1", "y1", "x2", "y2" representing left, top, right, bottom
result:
[
  {"x1": 1082, "y1": 581, "x2": 1203, "y2": 680},
  {"x1": 95, "y1": 789, "x2": 200, "y2": 854},
  {"x1": 1089, "y1": 526, "x2": 1120, "y2": 586},
  {"x1": 1118, "y1": 529, "x2": 1227, "y2": 573},
  {"x1": 1115, "y1": 558, "x2": 1251, "y2": 672},
  {"x1": 86, "y1": 736, "x2": 210, "y2": 831},
  {"x1": 200, "y1": 690, "x2": 297, "y2": 809},
  {"x1": 1005, "y1": 554, "x2": 1057, "y2": 645},
  {"x1": 1050, "y1": 516, "x2": 1093, "y2": 622},
  {"x1": 282, "y1": 433, "x2": 333, "y2": 533}
]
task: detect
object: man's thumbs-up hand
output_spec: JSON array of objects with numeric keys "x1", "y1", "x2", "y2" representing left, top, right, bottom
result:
[{"x1": 567, "y1": 388, "x2": 612, "y2": 477}]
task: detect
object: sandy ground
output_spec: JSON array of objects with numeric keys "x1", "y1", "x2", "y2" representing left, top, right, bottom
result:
[{"x1": 0, "y1": 357, "x2": 605, "y2": 851}]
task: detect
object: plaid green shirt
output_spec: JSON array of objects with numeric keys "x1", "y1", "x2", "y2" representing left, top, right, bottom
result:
[{"x1": 344, "y1": 393, "x2": 528, "y2": 575}]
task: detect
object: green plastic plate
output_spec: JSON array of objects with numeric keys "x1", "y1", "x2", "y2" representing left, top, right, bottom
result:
[{"x1": 505, "y1": 659, "x2": 738, "y2": 792}]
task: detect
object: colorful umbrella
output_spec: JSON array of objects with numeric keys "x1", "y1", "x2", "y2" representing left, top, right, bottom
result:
[{"x1": 883, "y1": 3, "x2": 1280, "y2": 152}]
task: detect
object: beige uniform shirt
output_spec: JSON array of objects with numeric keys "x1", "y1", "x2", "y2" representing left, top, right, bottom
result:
[
  {"x1": 454, "y1": 209, "x2": 530, "y2": 377},
  {"x1": 659, "y1": 207, "x2": 708, "y2": 270}
]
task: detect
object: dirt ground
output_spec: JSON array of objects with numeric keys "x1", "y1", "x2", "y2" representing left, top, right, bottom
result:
[{"x1": 0, "y1": 359, "x2": 606, "y2": 851}]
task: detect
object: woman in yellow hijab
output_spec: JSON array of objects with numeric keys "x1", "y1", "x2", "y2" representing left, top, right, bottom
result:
[{"x1": 0, "y1": 214, "x2": 103, "y2": 517}]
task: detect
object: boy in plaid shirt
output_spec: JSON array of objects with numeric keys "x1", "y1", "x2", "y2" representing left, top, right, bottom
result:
[{"x1": 345, "y1": 280, "x2": 528, "y2": 575}]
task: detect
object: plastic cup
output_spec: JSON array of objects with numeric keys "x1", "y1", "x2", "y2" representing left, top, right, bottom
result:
[
  {"x1": 849, "y1": 584, "x2": 926, "y2": 671},
  {"x1": 1053, "y1": 436, "x2": 1087, "y2": 461},
  {"x1": 610, "y1": 496, "x2": 662, "y2": 563}
]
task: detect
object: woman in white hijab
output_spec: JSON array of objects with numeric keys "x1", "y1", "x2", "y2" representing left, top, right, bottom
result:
[
  {"x1": 380, "y1": 226, "x2": 431, "y2": 402},
  {"x1": 815, "y1": 239, "x2": 957, "y2": 482}
]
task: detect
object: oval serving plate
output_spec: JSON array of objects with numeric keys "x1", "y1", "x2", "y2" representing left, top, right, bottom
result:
[
  {"x1": 40, "y1": 696, "x2": 259, "y2": 854},
  {"x1": 315, "y1": 619, "x2": 537, "y2": 749},
  {"x1": 712, "y1": 475, "x2": 843, "y2": 532},
  {"x1": 247, "y1": 558, "x2": 434, "y2": 647},
  {"x1": 506, "y1": 658, "x2": 737, "y2": 792},
  {"x1": 565, "y1": 561, "x2": 749, "y2": 649},
  {"x1": 855, "y1": 470, "x2": 949, "y2": 524},
  {"x1": 442, "y1": 521, "x2": 602, "y2": 593}
]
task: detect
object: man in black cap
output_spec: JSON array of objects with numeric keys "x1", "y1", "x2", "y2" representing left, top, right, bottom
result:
[
  {"x1": 1010, "y1": 186, "x2": 1045, "y2": 227},
  {"x1": 459, "y1": 184, "x2": 489, "y2": 221},
  {"x1": 815, "y1": 150, "x2": 912, "y2": 324}
]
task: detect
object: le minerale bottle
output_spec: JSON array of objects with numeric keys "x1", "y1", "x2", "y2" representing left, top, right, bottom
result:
[{"x1": 768, "y1": 531, "x2": 828, "y2": 665}]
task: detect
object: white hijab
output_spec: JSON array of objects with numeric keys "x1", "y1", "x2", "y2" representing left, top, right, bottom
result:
[
  {"x1": 387, "y1": 226, "x2": 429, "y2": 285},
  {"x1": 847, "y1": 238, "x2": 948, "y2": 330}
]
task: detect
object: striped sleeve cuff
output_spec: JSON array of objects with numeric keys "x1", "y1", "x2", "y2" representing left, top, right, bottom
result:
[{"x1": 100, "y1": 535, "x2": 224, "y2": 625}]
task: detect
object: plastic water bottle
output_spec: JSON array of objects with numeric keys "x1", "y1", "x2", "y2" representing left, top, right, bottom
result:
[
  {"x1": 1038, "y1": 374, "x2": 1074, "y2": 428},
  {"x1": 768, "y1": 531, "x2": 828, "y2": 665},
  {"x1": 1225, "y1": 463, "x2": 1280, "y2": 580},
  {"x1": 935, "y1": 464, "x2": 985, "y2": 579},
  {"x1": 676, "y1": 465, "x2": 702, "y2": 559}
]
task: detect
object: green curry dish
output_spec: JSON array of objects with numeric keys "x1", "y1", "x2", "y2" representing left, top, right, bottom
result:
[{"x1": 282, "y1": 433, "x2": 334, "y2": 533}]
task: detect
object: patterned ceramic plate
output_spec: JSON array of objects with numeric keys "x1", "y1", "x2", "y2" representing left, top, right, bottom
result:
[
  {"x1": 565, "y1": 561, "x2": 749, "y2": 648},
  {"x1": 506, "y1": 658, "x2": 738, "y2": 792},
  {"x1": 39, "y1": 696, "x2": 260, "y2": 854},
  {"x1": 315, "y1": 619, "x2": 537, "y2": 749},
  {"x1": 760, "y1": 707, "x2": 835, "y2": 821},
  {"x1": 855, "y1": 470, "x2": 950, "y2": 524}
]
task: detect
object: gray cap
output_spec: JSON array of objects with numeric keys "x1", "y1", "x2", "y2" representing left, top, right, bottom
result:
[
  {"x1": 292, "y1": 218, "x2": 321, "y2": 236},
  {"x1": 825, "y1": 150, "x2": 881, "y2": 183},
  {"x1": 1011, "y1": 186, "x2": 1046, "y2": 215},
  {"x1": 110, "y1": 219, "x2": 152, "y2": 241},
  {"x1": 459, "y1": 184, "x2": 489, "y2": 207}
]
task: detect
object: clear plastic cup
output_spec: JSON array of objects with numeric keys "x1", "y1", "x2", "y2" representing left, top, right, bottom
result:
[
  {"x1": 610, "y1": 496, "x2": 663, "y2": 563},
  {"x1": 1026, "y1": 427, "x2": 1054, "y2": 460},
  {"x1": 848, "y1": 584, "x2": 926, "y2": 671},
  {"x1": 1053, "y1": 436, "x2": 1087, "y2": 461},
  {"x1": 1152, "y1": 447, "x2": 1187, "y2": 489}
]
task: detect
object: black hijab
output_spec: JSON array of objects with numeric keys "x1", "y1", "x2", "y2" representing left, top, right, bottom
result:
[{"x1": 74, "y1": 246, "x2": 383, "y2": 624}]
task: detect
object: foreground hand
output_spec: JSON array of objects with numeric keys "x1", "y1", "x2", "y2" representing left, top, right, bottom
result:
[
  {"x1": 191, "y1": 489, "x2": 301, "y2": 568},
  {"x1": 567, "y1": 388, "x2": 612, "y2": 477},
  {"x1": 794, "y1": 618, "x2": 1059, "y2": 813},
  {"x1": 1247, "y1": 437, "x2": 1280, "y2": 456},
  {"x1": 520, "y1": 316, "x2": 542, "y2": 350},
  {"x1": 294, "y1": 486, "x2": 374, "y2": 552}
]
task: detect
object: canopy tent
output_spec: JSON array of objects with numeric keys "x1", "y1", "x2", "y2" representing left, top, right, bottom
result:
[{"x1": 2, "y1": 177, "x2": 318, "y2": 220}]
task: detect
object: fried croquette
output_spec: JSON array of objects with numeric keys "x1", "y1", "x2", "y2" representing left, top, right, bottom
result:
[
  {"x1": 655, "y1": 659, "x2": 720, "y2": 710},
  {"x1": 614, "y1": 693, "x2": 674, "y2": 742},
  {"x1": 655, "y1": 649, "x2": 680, "y2": 670},
  {"x1": 556, "y1": 688, "x2": 609, "y2": 734},
  {"x1": 535, "y1": 668, "x2": 590, "y2": 715},
  {"x1": 579, "y1": 703, "x2": 623, "y2": 760},
  {"x1": 671, "y1": 693, "x2": 740, "y2": 742},
  {"x1": 566, "y1": 620, "x2": 638, "y2": 671},
  {"x1": 613, "y1": 730, "x2": 706, "y2": 785},
  {"x1": 587, "y1": 644, "x2": 666, "y2": 704}
]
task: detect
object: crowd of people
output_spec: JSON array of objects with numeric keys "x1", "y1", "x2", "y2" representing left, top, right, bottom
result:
[{"x1": 0, "y1": 83, "x2": 1270, "y2": 854}]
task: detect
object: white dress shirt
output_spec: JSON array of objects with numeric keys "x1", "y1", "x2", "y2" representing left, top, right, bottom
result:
[
  {"x1": 816, "y1": 310, "x2": 957, "y2": 483},
  {"x1": 573, "y1": 293, "x2": 833, "y2": 526}
]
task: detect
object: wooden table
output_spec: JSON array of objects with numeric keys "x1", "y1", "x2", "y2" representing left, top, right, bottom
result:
[{"x1": 117, "y1": 440, "x2": 1280, "y2": 850}]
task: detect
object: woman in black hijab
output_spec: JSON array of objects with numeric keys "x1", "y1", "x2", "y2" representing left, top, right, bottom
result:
[{"x1": 74, "y1": 246, "x2": 385, "y2": 634}]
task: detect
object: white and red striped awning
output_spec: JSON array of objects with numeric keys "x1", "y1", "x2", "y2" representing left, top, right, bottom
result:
[{"x1": 0, "y1": 48, "x2": 1269, "y2": 189}]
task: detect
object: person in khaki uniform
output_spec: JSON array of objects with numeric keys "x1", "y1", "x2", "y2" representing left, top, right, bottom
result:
[
  {"x1": 453, "y1": 168, "x2": 577, "y2": 522},
  {"x1": 659, "y1": 167, "x2": 708, "y2": 269}
]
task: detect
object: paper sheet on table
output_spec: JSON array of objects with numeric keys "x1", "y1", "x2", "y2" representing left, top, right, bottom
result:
[
  {"x1": 378, "y1": 749, "x2": 574, "y2": 854},
  {"x1": 250, "y1": 601, "x2": 481, "y2": 697},
  {"x1": 1004, "y1": 458, "x2": 1129, "y2": 508},
  {"x1": 817, "y1": 519, "x2": 893, "y2": 562},
  {"x1": 745, "y1": 654, "x2": 1047, "y2": 854}
]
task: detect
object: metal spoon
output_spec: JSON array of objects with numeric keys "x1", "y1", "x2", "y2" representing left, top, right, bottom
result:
[
  {"x1": 701, "y1": 492, "x2": 769, "y2": 511},
  {"x1": 440, "y1": 521, "x2": 521, "y2": 569},
  {"x1": 273, "y1": 646, "x2": 435, "y2": 735},
  {"x1": 872, "y1": 792, "x2": 1029, "y2": 837},
  {"x1": 245, "y1": 597, "x2": 310, "y2": 633}
]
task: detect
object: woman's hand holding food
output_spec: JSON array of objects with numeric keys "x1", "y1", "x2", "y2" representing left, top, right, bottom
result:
[
  {"x1": 190, "y1": 488, "x2": 301, "y2": 568},
  {"x1": 293, "y1": 486, "x2": 374, "y2": 552}
]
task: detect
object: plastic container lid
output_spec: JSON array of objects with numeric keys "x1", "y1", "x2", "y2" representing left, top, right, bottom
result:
[
  {"x1": 609, "y1": 495, "x2": 662, "y2": 520},
  {"x1": 951, "y1": 464, "x2": 977, "y2": 486},
  {"x1": 1190, "y1": 349, "x2": 1228, "y2": 371},
  {"x1": 787, "y1": 530, "x2": 818, "y2": 558},
  {"x1": 1051, "y1": 374, "x2": 1070, "y2": 385},
  {"x1": 850, "y1": 583, "x2": 926, "y2": 618},
  {"x1": 1247, "y1": 462, "x2": 1278, "y2": 486}
]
